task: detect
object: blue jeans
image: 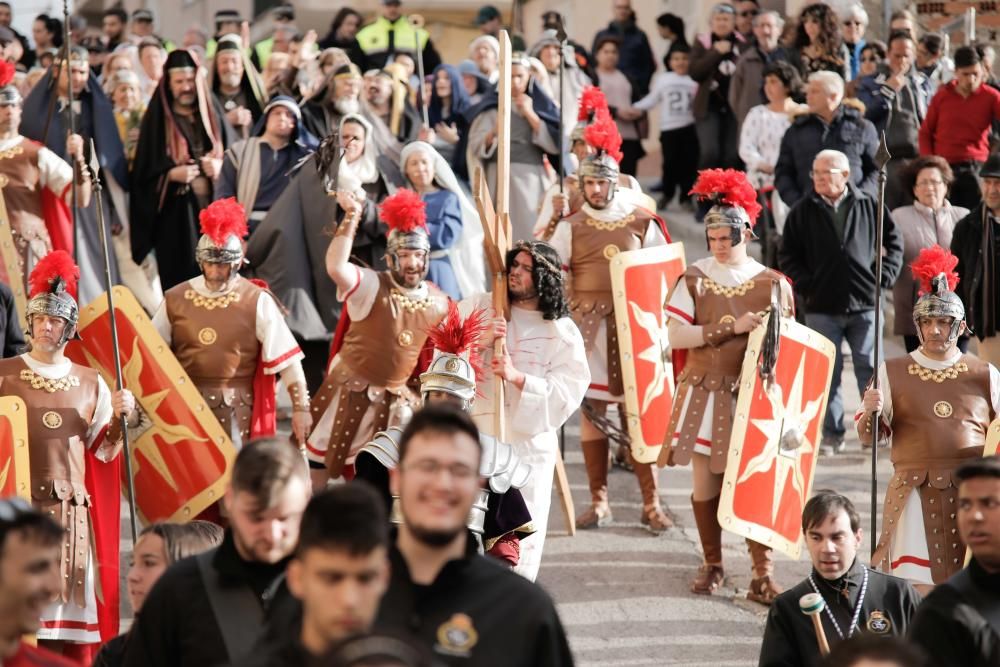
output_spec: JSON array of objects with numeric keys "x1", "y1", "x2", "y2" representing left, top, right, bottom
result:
[{"x1": 805, "y1": 311, "x2": 880, "y2": 439}]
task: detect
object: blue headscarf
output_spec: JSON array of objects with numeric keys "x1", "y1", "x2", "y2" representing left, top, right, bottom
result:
[
  {"x1": 248, "y1": 95, "x2": 319, "y2": 152},
  {"x1": 428, "y1": 64, "x2": 471, "y2": 128}
]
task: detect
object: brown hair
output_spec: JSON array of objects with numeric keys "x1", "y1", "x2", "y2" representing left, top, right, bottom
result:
[
  {"x1": 140, "y1": 521, "x2": 224, "y2": 564},
  {"x1": 230, "y1": 437, "x2": 310, "y2": 510},
  {"x1": 906, "y1": 155, "x2": 954, "y2": 192},
  {"x1": 802, "y1": 489, "x2": 860, "y2": 534}
]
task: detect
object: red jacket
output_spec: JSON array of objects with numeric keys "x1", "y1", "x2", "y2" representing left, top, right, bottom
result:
[{"x1": 919, "y1": 80, "x2": 1000, "y2": 163}]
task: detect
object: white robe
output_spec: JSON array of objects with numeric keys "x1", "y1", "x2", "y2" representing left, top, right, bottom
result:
[{"x1": 460, "y1": 294, "x2": 590, "y2": 581}]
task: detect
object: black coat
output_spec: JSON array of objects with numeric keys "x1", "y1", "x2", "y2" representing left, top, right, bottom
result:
[
  {"x1": 592, "y1": 20, "x2": 655, "y2": 95},
  {"x1": 122, "y1": 531, "x2": 292, "y2": 667},
  {"x1": 951, "y1": 204, "x2": 997, "y2": 338},
  {"x1": 0, "y1": 282, "x2": 24, "y2": 359},
  {"x1": 779, "y1": 184, "x2": 903, "y2": 314},
  {"x1": 908, "y1": 558, "x2": 1000, "y2": 667},
  {"x1": 375, "y1": 536, "x2": 574, "y2": 667},
  {"x1": 759, "y1": 560, "x2": 921, "y2": 667},
  {"x1": 774, "y1": 105, "x2": 879, "y2": 206}
]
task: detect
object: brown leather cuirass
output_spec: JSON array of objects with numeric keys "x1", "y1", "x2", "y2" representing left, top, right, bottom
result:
[{"x1": 0, "y1": 139, "x2": 55, "y2": 288}]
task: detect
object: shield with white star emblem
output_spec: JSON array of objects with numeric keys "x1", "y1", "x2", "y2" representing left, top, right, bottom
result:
[
  {"x1": 718, "y1": 315, "x2": 836, "y2": 558},
  {"x1": 65, "y1": 287, "x2": 237, "y2": 523},
  {"x1": 611, "y1": 243, "x2": 687, "y2": 463}
]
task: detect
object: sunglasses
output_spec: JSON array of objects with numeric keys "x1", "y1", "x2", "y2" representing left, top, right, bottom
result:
[{"x1": 740, "y1": 9, "x2": 760, "y2": 17}]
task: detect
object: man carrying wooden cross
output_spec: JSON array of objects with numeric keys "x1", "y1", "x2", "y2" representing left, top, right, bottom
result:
[{"x1": 549, "y1": 111, "x2": 672, "y2": 531}]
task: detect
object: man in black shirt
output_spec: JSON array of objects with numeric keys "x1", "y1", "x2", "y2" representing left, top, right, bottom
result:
[
  {"x1": 375, "y1": 405, "x2": 575, "y2": 666},
  {"x1": 909, "y1": 456, "x2": 1000, "y2": 667},
  {"x1": 122, "y1": 438, "x2": 311, "y2": 667},
  {"x1": 759, "y1": 491, "x2": 920, "y2": 667}
]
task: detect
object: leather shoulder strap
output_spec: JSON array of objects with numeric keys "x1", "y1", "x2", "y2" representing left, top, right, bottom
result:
[{"x1": 196, "y1": 549, "x2": 265, "y2": 662}]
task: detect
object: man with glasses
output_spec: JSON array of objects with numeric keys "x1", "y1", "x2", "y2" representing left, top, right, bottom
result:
[
  {"x1": 729, "y1": 9, "x2": 787, "y2": 132},
  {"x1": 841, "y1": 4, "x2": 869, "y2": 80},
  {"x1": 779, "y1": 149, "x2": 902, "y2": 456},
  {"x1": 734, "y1": 0, "x2": 760, "y2": 42},
  {"x1": 374, "y1": 405, "x2": 574, "y2": 666},
  {"x1": 0, "y1": 499, "x2": 77, "y2": 666},
  {"x1": 920, "y1": 45, "x2": 1000, "y2": 210}
]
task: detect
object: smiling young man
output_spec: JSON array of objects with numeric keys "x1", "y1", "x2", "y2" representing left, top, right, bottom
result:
[
  {"x1": 759, "y1": 492, "x2": 920, "y2": 667},
  {"x1": 375, "y1": 405, "x2": 574, "y2": 666},
  {"x1": 909, "y1": 456, "x2": 1000, "y2": 666},
  {"x1": 858, "y1": 246, "x2": 997, "y2": 593}
]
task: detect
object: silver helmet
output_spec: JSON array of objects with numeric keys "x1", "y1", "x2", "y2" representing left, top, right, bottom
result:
[
  {"x1": 25, "y1": 250, "x2": 80, "y2": 345},
  {"x1": 704, "y1": 204, "x2": 756, "y2": 246},
  {"x1": 195, "y1": 232, "x2": 244, "y2": 265},
  {"x1": 578, "y1": 151, "x2": 620, "y2": 184},
  {"x1": 691, "y1": 168, "x2": 762, "y2": 248},
  {"x1": 420, "y1": 351, "x2": 477, "y2": 407},
  {"x1": 195, "y1": 197, "x2": 247, "y2": 267},
  {"x1": 0, "y1": 84, "x2": 21, "y2": 107},
  {"x1": 381, "y1": 188, "x2": 431, "y2": 274},
  {"x1": 910, "y1": 246, "x2": 966, "y2": 343}
]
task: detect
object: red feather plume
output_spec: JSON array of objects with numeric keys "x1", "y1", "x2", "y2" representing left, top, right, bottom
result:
[
  {"x1": 689, "y1": 168, "x2": 762, "y2": 226},
  {"x1": 198, "y1": 197, "x2": 248, "y2": 245},
  {"x1": 910, "y1": 244, "x2": 959, "y2": 296},
  {"x1": 28, "y1": 250, "x2": 79, "y2": 299},
  {"x1": 426, "y1": 303, "x2": 489, "y2": 382},
  {"x1": 0, "y1": 61, "x2": 14, "y2": 88},
  {"x1": 583, "y1": 109, "x2": 624, "y2": 163},
  {"x1": 380, "y1": 188, "x2": 427, "y2": 234},
  {"x1": 578, "y1": 86, "x2": 609, "y2": 122}
]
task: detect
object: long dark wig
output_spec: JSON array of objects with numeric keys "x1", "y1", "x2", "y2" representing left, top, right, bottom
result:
[
  {"x1": 506, "y1": 241, "x2": 568, "y2": 321},
  {"x1": 794, "y1": 3, "x2": 843, "y2": 56}
]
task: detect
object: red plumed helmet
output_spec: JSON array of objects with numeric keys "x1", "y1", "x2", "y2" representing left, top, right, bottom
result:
[
  {"x1": 911, "y1": 244, "x2": 960, "y2": 296},
  {"x1": 690, "y1": 168, "x2": 762, "y2": 226},
  {"x1": 198, "y1": 197, "x2": 248, "y2": 246},
  {"x1": 578, "y1": 86, "x2": 609, "y2": 122},
  {"x1": 380, "y1": 188, "x2": 428, "y2": 235},
  {"x1": 421, "y1": 303, "x2": 489, "y2": 397},
  {"x1": 0, "y1": 61, "x2": 15, "y2": 88},
  {"x1": 28, "y1": 250, "x2": 79, "y2": 300},
  {"x1": 583, "y1": 109, "x2": 624, "y2": 163}
]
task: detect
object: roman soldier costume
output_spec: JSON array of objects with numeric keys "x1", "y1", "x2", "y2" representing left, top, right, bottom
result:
[
  {"x1": 864, "y1": 246, "x2": 996, "y2": 585},
  {"x1": 548, "y1": 110, "x2": 672, "y2": 531},
  {"x1": 0, "y1": 252, "x2": 124, "y2": 647},
  {"x1": 305, "y1": 188, "x2": 449, "y2": 478},
  {"x1": 355, "y1": 304, "x2": 535, "y2": 564},
  {"x1": 661, "y1": 169, "x2": 794, "y2": 603},
  {"x1": 152, "y1": 198, "x2": 308, "y2": 447}
]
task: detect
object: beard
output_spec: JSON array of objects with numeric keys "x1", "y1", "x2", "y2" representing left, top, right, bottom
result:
[
  {"x1": 509, "y1": 281, "x2": 537, "y2": 303},
  {"x1": 334, "y1": 97, "x2": 361, "y2": 116},
  {"x1": 219, "y1": 72, "x2": 242, "y2": 89},
  {"x1": 407, "y1": 522, "x2": 465, "y2": 547}
]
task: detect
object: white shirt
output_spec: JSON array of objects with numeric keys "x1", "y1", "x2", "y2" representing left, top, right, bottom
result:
[
  {"x1": 632, "y1": 72, "x2": 697, "y2": 131},
  {"x1": 0, "y1": 135, "x2": 74, "y2": 200}
]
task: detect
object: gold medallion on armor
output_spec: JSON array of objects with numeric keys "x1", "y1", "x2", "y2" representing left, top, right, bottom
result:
[
  {"x1": 602, "y1": 243, "x2": 620, "y2": 259},
  {"x1": 398, "y1": 329, "x2": 414, "y2": 346},
  {"x1": 933, "y1": 401, "x2": 953, "y2": 418},
  {"x1": 866, "y1": 610, "x2": 891, "y2": 634},
  {"x1": 435, "y1": 613, "x2": 479, "y2": 657},
  {"x1": 197, "y1": 327, "x2": 218, "y2": 346},
  {"x1": 720, "y1": 314, "x2": 736, "y2": 325},
  {"x1": 41, "y1": 411, "x2": 63, "y2": 430},
  {"x1": 445, "y1": 358, "x2": 460, "y2": 372}
]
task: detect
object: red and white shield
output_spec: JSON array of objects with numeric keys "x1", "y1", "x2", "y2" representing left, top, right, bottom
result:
[
  {"x1": 0, "y1": 396, "x2": 30, "y2": 500},
  {"x1": 718, "y1": 316, "x2": 835, "y2": 558},
  {"x1": 986, "y1": 419, "x2": 1000, "y2": 457},
  {"x1": 611, "y1": 243, "x2": 686, "y2": 463},
  {"x1": 0, "y1": 193, "x2": 27, "y2": 331}
]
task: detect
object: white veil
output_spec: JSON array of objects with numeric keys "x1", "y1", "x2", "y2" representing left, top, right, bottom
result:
[{"x1": 400, "y1": 141, "x2": 486, "y2": 298}]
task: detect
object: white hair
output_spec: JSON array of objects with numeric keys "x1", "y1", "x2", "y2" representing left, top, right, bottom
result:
[
  {"x1": 808, "y1": 70, "x2": 845, "y2": 100},
  {"x1": 814, "y1": 149, "x2": 850, "y2": 170},
  {"x1": 844, "y1": 3, "x2": 869, "y2": 25},
  {"x1": 753, "y1": 9, "x2": 785, "y2": 29}
]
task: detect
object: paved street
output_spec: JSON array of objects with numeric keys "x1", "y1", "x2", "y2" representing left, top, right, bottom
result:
[{"x1": 537, "y1": 200, "x2": 900, "y2": 666}]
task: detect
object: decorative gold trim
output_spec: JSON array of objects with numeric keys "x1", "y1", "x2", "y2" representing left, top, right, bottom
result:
[
  {"x1": 41, "y1": 411, "x2": 63, "y2": 429},
  {"x1": 19, "y1": 369, "x2": 80, "y2": 393},
  {"x1": 583, "y1": 213, "x2": 635, "y2": 231},
  {"x1": 197, "y1": 327, "x2": 218, "y2": 345},
  {"x1": 720, "y1": 314, "x2": 736, "y2": 325},
  {"x1": 933, "y1": 401, "x2": 953, "y2": 418},
  {"x1": 703, "y1": 277, "x2": 755, "y2": 298},
  {"x1": 0, "y1": 145, "x2": 24, "y2": 161},
  {"x1": 390, "y1": 289, "x2": 434, "y2": 313},
  {"x1": 184, "y1": 289, "x2": 240, "y2": 310},
  {"x1": 907, "y1": 361, "x2": 968, "y2": 383},
  {"x1": 602, "y1": 244, "x2": 620, "y2": 259}
]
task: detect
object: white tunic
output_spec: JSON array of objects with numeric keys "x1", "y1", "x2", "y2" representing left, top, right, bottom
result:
[{"x1": 460, "y1": 294, "x2": 590, "y2": 581}]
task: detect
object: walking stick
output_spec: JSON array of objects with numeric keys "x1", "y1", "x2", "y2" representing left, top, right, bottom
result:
[
  {"x1": 555, "y1": 19, "x2": 568, "y2": 195},
  {"x1": 87, "y1": 140, "x2": 139, "y2": 543},
  {"x1": 409, "y1": 14, "x2": 430, "y2": 128},
  {"x1": 870, "y1": 132, "x2": 891, "y2": 556}
]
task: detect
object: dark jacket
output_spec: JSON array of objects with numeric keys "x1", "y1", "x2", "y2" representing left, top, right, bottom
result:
[
  {"x1": 779, "y1": 183, "x2": 903, "y2": 314},
  {"x1": 689, "y1": 31, "x2": 746, "y2": 120},
  {"x1": 908, "y1": 558, "x2": 1000, "y2": 667},
  {"x1": 592, "y1": 19, "x2": 655, "y2": 95},
  {"x1": 951, "y1": 204, "x2": 998, "y2": 338},
  {"x1": 728, "y1": 45, "x2": 789, "y2": 131},
  {"x1": 122, "y1": 530, "x2": 293, "y2": 667},
  {"x1": 774, "y1": 104, "x2": 879, "y2": 206},
  {"x1": 0, "y1": 282, "x2": 25, "y2": 359},
  {"x1": 855, "y1": 67, "x2": 931, "y2": 158},
  {"x1": 375, "y1": 534, "x2": 574, "y2": 666},
  {"x1": 759, "y1": 560, "x2": 921, "y2": 667}
]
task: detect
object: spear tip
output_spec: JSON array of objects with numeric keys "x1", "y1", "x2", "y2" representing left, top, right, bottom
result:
[{"x1": 875, "y1": 131, "x2": 892, "y2": 170}]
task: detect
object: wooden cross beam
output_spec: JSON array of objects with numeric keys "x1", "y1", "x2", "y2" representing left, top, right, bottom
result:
[{"x1": 474, "y1": 32, "x2": 576, "y2": 532}]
